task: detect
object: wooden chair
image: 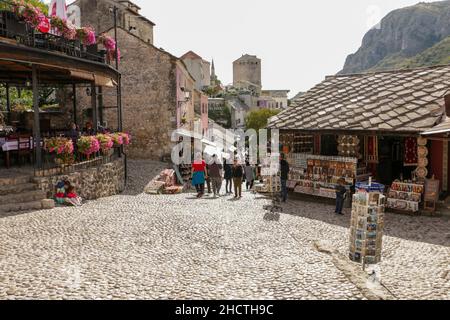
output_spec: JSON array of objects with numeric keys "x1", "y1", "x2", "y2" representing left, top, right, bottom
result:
[{"x1": 13, "y1": 135, "x2": 33, "y2": 167}]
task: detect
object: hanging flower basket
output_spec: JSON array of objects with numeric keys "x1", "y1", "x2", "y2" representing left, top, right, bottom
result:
[
  {"x1": 77, "y1": 136, "x2": 100, "y2": 157},
  {"x1": 44, "y1": 137, "x2": 74, "y2": 166}
]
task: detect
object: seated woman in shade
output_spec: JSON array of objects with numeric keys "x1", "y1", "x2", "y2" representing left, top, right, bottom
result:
[{"x1": 83, "y1": 122, "x2": 96, "y2": 136}]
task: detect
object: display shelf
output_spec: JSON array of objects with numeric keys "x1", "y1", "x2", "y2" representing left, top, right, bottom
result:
[{"x1": 387, "y1": 181, "x2": 424, "y2": 213}]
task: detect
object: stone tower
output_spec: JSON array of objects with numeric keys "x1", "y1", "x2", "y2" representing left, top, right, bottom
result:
[{"x1": 233, "y1": 54, "x2": 262, "y2": 93}]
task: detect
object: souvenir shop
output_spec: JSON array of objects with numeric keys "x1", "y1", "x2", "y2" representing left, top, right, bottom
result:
[{"x1": 279, "y1": 130, "x2": 446, "y2": 214}]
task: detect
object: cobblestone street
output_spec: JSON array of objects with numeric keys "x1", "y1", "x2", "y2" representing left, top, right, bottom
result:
[{"x1": 0, "y1": 161, "x2": 449, "y2": 300}]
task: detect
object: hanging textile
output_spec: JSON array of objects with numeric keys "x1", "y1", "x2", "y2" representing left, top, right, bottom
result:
[
  {"x1": 404, "y1": 137, "x2": 418, "y2": 167},
  {"x1": 365, "y1": 136, "x2": 378, "y2": 163},
  {"x1": 314, "y1": 134, "x2": 321, "y2": 155}
]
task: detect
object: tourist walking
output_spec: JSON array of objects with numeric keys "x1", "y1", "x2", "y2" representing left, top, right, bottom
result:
[
  {"x1": 244, "y1": 162, "x2": 256, "y2": 191},
  {"x1": 335, "y1": 178, "x2": 347, "y2": 215},
  {"x1": 208, "y1": 154, "x2": 223, "y2": 197},
  {"x1": 232, "y1": 159, "x2": 244, "y2": 198},
  {"x1": 280, "y1": 154, "x2": 290, "y2": 202},
  {"x1": 224, "y1": 160, "x2": 233, "y2": 194},
  {"x1": 192, "y1": 153, "x2": 208, "y2": 198}
]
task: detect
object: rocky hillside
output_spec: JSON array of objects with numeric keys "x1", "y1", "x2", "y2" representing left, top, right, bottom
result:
[{"x1": 340, "y1": 0, "x2": 450, "y2": 74}]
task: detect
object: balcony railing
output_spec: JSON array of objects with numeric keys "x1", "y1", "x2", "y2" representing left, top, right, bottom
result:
[{"x1": 0, "y1": 10, "x2": 107, "y2": 64}]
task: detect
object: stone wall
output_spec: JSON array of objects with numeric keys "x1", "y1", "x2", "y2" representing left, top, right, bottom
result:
[
  {"x1": 34, "y1": 158, "x2": 125, "y2": 201},
  {"x1": 68, "y1": 27, "x2": 179, "y2": 160}
]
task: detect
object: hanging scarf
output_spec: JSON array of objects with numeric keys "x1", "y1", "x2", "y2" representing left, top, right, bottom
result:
[
  {"x1": 404, "y1": 137, "x2": 418, "y2": 167},
  {"x1": 365, "y1": 136, "x2": 378, "y2": 164}
]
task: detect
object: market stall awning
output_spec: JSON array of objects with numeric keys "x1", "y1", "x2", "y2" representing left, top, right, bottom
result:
[{"x1": 422, "y1": 117, "x2": 450, "y2": 135}]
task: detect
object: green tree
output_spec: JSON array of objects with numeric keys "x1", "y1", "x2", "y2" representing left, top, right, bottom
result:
[
  {"x1": 209, "y1": 104, "x2": 232, "y2": 129},
  {"x1": 0, "y1": 0, "x2": 48, "y2": 14},
  {"x1": 245, "y1": 109, "x2": 280, "y2": 131}
]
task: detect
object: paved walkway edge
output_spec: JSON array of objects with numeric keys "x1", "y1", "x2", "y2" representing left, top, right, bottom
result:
[{"x1": 314, "y1": 241, "x2": 397, "y2": 300}]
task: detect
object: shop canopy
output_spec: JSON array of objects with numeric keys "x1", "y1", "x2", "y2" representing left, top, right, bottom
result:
[
  {"x1": 422, "y1": 117, "x2": 450, "y2": 136},
  {"x1": 268, "y1": 64, "x2": 450, "y2": 134}
]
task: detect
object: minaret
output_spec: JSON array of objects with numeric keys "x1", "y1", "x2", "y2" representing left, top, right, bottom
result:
[{"x1": 211, "y1": 59, "x2": 217, "y2": 86}]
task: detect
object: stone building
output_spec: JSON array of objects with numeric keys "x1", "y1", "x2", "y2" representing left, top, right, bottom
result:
[
  {"x1": 233, "y1": 54, "x2": 262, "y2": 94},
  {"x1": 70, "y1": 0, "x2": 197, "y2": 160},
  {"x1": 181, "y1": 51, "x2": 211, "y2": 91},
  {"x1": 259, "y1": 90, "x2": 290, "y2": 109},
  {"x1": 72, "y1": 0, "x2": 154, "y2": 44}
]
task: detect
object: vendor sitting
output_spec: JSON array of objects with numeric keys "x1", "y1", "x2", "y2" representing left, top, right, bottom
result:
[{"x1": 65, "y1": 185, "x2": 83, "y2": 207}]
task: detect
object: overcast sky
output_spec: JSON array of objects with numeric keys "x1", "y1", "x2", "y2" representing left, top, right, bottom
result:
[{"x1": 63, "y1": 0, "x2": 435, "y2": 97}]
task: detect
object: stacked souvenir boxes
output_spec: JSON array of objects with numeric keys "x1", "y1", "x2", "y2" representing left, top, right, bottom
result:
[{"x1": 349, "y1": 183, "x2": 385, "y2": 265}]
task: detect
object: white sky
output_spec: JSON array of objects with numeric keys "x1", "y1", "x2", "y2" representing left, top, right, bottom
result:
[{"x1": 62, "y1": 0, "x2": 435, "y2": 97}]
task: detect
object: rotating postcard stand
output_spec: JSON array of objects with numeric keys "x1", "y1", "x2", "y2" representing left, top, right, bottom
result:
[{"x1": 349, "y1": 180, "x2": 386, "y2": 265}]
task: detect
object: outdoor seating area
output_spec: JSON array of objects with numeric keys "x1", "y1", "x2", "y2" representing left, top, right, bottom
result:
[{"x1": 0, "y1": 0, "x2": 127, "y2": 204}]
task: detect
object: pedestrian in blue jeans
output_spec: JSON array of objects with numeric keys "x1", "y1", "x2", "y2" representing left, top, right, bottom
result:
[
  {"x1": 280, "y1": 154, "x2": 290, "y2": 202},
  {"x1": 335, "y1": 178, "x2": 347, "y2": 215}
]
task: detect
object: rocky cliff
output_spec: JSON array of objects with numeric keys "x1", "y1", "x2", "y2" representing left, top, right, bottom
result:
[{"x1": 340, "y1": 0, "x2": 450, "y2": 74}]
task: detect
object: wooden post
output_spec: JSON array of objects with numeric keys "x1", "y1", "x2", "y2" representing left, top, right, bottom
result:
[
  {"x1": 72, "y1": 83, "x2": 77, "y2": 126},
  {"x1": 98, "y1": 86, "x2": 103, "y2": 126},
  {"x1": 5, "y1": 83, "x2": 11, "y2": 123},
  {"x1": 91, "y1": 83, "x2": 97, "y2": 131},
  {"x1": 32, "y1": 65, "x2": 42, "y2": 169}
]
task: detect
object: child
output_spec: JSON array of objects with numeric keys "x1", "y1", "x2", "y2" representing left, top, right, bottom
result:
[
  {"x1": 335, "y1": 178, "x2": 347, "y2": 215},
  {"x1": 65, "y1": 185, "x2": 83, "y2": 207}
]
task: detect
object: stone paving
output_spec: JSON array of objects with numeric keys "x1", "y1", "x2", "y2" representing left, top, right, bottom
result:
[{"x1": 0, "y1": 160, "x2": 448, "y2": 300}]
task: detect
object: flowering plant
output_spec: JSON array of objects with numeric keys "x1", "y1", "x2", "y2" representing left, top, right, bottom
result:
[
  {"x1": 98, "y1": 33, "x2": 120, "y2": 63},
  {"x1": 44, "y1": 137, "x2": 74, "y2": 164},
  {"x1": 45, "y1": 137, "x2": 74, "y2": 155},
  {"x1": 77, "y1": 136, "x2": 100, "y2": 156},
  {"x1": 110, "y1": 132, "x2": 124, "y2": 147},
  {"x1": 11, "y1": 0, "x2": 47, "y2": 30},
  {"x1": 76, "y1": 26, "x2": 96, "y2": 46},
  {"x1": 50, "y1": 16, "x2": 76, "y2": 40},
  {"x1": 96, "y1": 133, "x2": 114, "y2": 151},
  {"x1": 119, "y1": 132, "x2": 131, "y2": 145}
]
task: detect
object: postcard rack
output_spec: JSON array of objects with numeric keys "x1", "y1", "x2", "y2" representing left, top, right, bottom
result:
[{"x1": 349, "y1": 182, "x2": 385, "y2": 265}]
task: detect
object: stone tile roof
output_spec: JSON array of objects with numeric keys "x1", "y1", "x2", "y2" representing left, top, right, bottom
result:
[{"x1": 268, "y1": 65, "x2": 450, "y2": 132}]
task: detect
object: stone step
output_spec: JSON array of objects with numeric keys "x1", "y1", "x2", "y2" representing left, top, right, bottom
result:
[
  {"x1": 0, "y1": 200, "x2": 43, "y2": 214},
  {"x1": 0, "y1": 175, "x2": 32, "y2": 187},
  {"x1": 0, "y1": 183, "x2": 37, "y2": 196},
  {"x1": 0, "y1": 190, "x2": 47, "y2": 206}
]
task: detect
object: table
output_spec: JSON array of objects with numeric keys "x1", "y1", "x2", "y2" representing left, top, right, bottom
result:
[{"x1": 1, "y1": 138, "x2": 42, "y2": 168}]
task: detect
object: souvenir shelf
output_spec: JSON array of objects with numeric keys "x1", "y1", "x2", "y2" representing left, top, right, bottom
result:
[
  {"x1": 288, "y1": 155, "x2": 357, "y2": 199},
  {"x1": 349, "y1": 182, "x2": 385, "y2": 265},
  {"x1": 281, "y1": 133, "x2": 314, "y2": 154},
  {"x1": 178, "y1": 164, "x2": 192, "y2": 183},
  {"x1": 256, "y1": 155, "x2": 281, "y2": 193},
  {"x1": 386, "y1": 181, "x2": 424, "y2": 213}
]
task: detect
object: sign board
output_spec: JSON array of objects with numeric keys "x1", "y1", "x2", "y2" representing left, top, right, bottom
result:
[{"x1": 425, "y1": 178, "x2": 440, "y2": 202}]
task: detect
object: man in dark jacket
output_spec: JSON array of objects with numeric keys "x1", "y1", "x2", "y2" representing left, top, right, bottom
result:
[
  {"x1": 224, "y1": 161, "x2": 233, "y2": 194},
  {"x1": 280, "y1": 154, "x2": 290, "y2": 202},
  {"x1": 232, "y1": 159, "x2": 244, "y2": 198},
  {"x1": 335, "y1": 178, "x2": 347, "y2": 215}
]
